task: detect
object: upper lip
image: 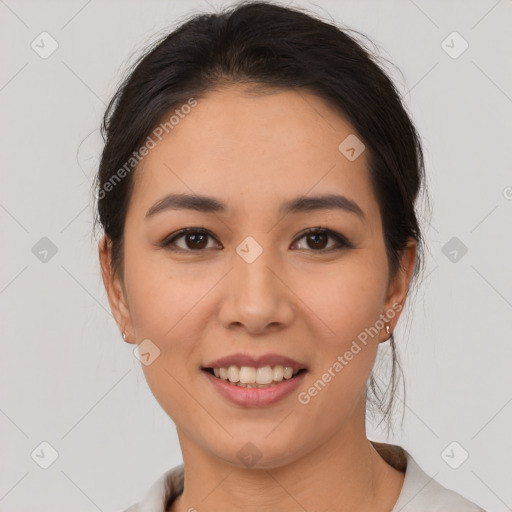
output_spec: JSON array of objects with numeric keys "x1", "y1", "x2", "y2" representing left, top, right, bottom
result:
[{"x1": 203, "y1": 353, "x2": 308, "y2": 372}]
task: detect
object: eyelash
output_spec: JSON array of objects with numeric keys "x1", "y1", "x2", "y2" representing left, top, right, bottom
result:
[{"x1": 159, "y1": 226, "x2": 353, "y2": 253}]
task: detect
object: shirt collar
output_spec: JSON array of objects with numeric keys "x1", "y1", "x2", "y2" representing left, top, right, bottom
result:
[{"x1": 133, "y1": 442, "x2": 444, "y2": 512}]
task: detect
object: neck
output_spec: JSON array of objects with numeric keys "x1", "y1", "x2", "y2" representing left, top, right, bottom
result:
[{"x1": 170, "y1": 403, "x2": 404, "y2": 512}]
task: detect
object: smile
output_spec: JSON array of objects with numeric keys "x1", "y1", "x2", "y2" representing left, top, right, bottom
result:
[{"x1": 203, "y1": 365, "x2": 306, "y2": 387}]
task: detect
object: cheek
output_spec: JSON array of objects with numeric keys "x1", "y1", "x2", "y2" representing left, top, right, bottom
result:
[
  {"x1": 123, "y1": 246, "x2": 205, "y2": 342},
  {"x1": 292, "y1": 261, "x2": 387, "y2": 426},
  {"x1": 295, "y1": 253, "x2": 389, "y2": 347},
  {"x1": 122, "y1": 244, "x2": 235, "y2": 391},
  {"x1": 123, "y1": 254, "x2": 211, "y2": 419}
]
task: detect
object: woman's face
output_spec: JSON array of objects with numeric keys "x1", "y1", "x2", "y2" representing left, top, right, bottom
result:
[{"x1": 100, "y1": 84, "x2": 415, "y2": 468}]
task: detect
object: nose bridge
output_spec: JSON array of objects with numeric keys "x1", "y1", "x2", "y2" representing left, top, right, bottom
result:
[
  {"x1": 233, "y1": 233, "x2": 280, "y2": 301},
  {"x1": 219, "y1": 232, "x2": 293, "y2": 332}
]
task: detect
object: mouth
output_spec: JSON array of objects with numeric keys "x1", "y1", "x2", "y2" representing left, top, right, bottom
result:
[
  {"x1": 201, "y1": 354, "x2": 309, "y2": 406},
  {"x1": 201, "y1": 366, "x2": 308, "y2": 388}
]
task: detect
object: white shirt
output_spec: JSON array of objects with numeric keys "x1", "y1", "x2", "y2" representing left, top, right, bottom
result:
[{"x1": 121, "y1": 442, "x2": 486, "y2": 512}]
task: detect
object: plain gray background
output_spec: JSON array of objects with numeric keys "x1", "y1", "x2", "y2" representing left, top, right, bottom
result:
[{"x1": 1, "y1": 0, "x2": 511, "y2": 510}]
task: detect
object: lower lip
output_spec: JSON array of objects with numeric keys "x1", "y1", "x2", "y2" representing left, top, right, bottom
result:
[{"x1": 202, "y1": 369, "x2": 307, "y2": 407}]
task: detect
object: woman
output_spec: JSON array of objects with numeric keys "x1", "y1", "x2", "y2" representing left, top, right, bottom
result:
[{"x1": 94, "y1": 1, "x2": 486, "y2": 510}]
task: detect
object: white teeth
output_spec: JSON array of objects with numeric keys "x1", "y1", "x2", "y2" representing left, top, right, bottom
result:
[
  {"x1": 256, "y1": 366, "x2": 274, "y2": 384},
  {"x1": 239, "y1": 366, "x2": 257, "y2": 383},
  {"x1": 273, "y1": 365, "x2": 284, "y2": 381},
  {"x1": 227, "y1": 365, "x2": 240, "y2": 383},
  {"x1": 209, "y1": 364, "x2": 302, "y2": 385},
  {"x1": 283, "y1": 366, "x2": 294, "y2": 379}
]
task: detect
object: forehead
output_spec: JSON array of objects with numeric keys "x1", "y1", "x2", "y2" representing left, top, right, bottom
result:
[{"x1": 128, "y1": 85, "x2": 379, "y2": 224}]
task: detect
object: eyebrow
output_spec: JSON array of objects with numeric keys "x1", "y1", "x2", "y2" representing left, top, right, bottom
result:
[{"x1": 145, "y1": 193, "x2": 365, "y2": 220}]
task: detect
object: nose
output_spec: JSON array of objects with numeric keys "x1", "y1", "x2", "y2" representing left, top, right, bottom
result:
[{"x1": 218, "y1": 243, "x2": 295, "y2": 335}]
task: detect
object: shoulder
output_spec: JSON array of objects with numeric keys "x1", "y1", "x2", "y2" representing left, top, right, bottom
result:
[{"x1": 391, "y1": 448, "x2": 486, "y2": 512}]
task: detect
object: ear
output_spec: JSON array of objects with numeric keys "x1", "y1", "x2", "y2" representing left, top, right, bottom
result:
[
  {"x1": 98, "y1": 235, "x2": 136, "y2": 344},
  {"x1": 378, "y1": 238, "x2": 417, "y2": 343}
]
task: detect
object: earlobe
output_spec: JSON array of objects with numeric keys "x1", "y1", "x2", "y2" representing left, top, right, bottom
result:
[
  {"x1": 380, "y1": 239, "x2": 417, "y2": 342},
  {"x1": 98, "y1": 235, "x2": 135, "y2": 343}
]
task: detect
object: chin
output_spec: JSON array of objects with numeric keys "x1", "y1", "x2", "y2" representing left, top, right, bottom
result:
[{"x1": 206, "y1": 433, "x2": 307, "y2": 470}]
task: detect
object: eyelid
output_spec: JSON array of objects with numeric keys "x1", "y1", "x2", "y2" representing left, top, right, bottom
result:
[
  {"x1": 160, "y1": 227, "x2": 218, "y2": 250},
  {"x1": 160, "y1": 226, "x2": 352, "y2": 252},
  {"x1": 293, "y1": 226, "x2": 352, "y2": 250}
]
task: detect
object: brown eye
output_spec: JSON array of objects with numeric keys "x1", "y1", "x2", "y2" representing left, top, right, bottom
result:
[
  {"x1": 161, "y1": 226, "x2": 351, "y2": 254},
  {"x1": 293, "y1": 227, "x2": 351, "y2": 251},
  {"x1": 305, "y1": 231, "x2": 329, "y2": 249},
  {"x1": 161, "y1": 228, "x2": 220, "y2": 252},
  {"x1": 182, "y1": 232, "x2": 208, "y2": 249}
]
